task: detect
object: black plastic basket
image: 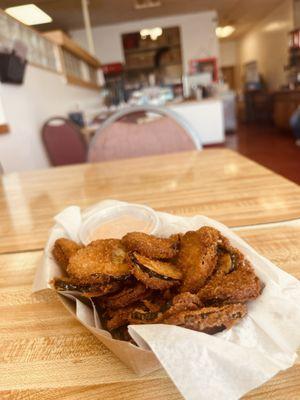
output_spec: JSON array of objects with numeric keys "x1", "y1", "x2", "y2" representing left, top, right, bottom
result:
[{"x1": 0, "y1": 51, "x2": 27, "y2": 84}]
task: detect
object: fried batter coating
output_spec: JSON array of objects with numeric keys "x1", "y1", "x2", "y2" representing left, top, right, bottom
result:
[
  {"x1": 53, "y1": 277, "x2": 121, "y2": 298},
  {"x1": 178, "y1": 227, "x2": 220, "y2": 293},
  {"x1": 130, "y1": 252, "x2": 182, "y2": 290},
  {"x1": 129, "y1": 300, "x2": 163, "y2": 324},
  {"x1": 163, "y1": 303, "x2": 247, "y2": 334},
  {"x1": 215, "y1": 251, "x2": 234, "y2": 275},
  {"x1": 99, "y1": 282, "x2": 151, "y2": 309},
  {"x1": 52, "y1": 238, "x2": 82, "y2": 270},
  {"x1": 105, "y1": 298, "x2": 164, "y2": 329},
  {"x1": 161, "y1": 292, "x2": 202, "y2": 321},
  {"x1": 130, "y1": 293, "x2": 202, "y2": 323},
  {"x1": 52, "y1": 226, "x2": 263, "y2": 340},
  {"x1": 197, "y1": 260, "x2": 264, "y2": 305},
  {"x1": 216, "y1": 238, "x2": 245, "y2": 276},
  {"x1": 67, "y1": 239, "x2": 131, "y2": 284},
  {"x1": 122, "y1": 232, "x2": 180, "y2": 259},
  {"x1": 105, "y1": 305, "x2": 136, "y2": 330},
  {"x1": 129, "y1": 292, "x2": 202, "y2": 324},
  {"x1": 110, "y1": 326, "x2": 135, "y2": 343}
]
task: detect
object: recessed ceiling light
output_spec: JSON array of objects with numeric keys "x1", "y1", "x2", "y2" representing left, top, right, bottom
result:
[
  {"x1": 216, "y1": 25, "x2": 235, "y2": 38},
  {"x1": 5, "y1": 4, "x2": 52, "y2": 26}
]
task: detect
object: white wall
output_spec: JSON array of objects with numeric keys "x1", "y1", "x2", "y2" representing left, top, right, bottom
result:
[
  {"x1": 71, "y1": 11, "x2": 219, "y2": 74},
  {"x1": 0, "y1": 65, "x2": 102, "y2": 173},
  {"x1": 238, "y1": 0, "x2": 293, "y2": 90},
  {"x1": 294, "y1": 0, "x2": 300, "y2": 27},
  {"x1": 0, "y1": 97, "x2": 6, "y2": 124},
  {"x1": 220, "y1": 41, "x2": 237, "y2": 67}
]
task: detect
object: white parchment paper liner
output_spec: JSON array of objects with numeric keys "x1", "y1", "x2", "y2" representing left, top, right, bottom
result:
[{"x1": 32, "y1": 200, "x2": 300, "y2": 400}]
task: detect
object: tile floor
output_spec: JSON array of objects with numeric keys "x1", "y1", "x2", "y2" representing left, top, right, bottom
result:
[{"x1": 224, "y1": 123, "x2": 300, "y2": 185}]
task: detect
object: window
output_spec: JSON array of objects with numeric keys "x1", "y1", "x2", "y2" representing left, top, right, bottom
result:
[{"x1": 0, "y1": 11, "x2": 59, "y2": 72}]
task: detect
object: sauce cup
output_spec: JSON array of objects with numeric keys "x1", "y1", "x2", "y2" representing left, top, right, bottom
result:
[{"x1": 79, "y1": 204, "x2": 160, "y2": 245}]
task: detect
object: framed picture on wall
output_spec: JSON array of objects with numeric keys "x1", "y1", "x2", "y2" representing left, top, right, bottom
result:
[{"x1": 189, "y1": 57, "x2": 218, "y2": 81}]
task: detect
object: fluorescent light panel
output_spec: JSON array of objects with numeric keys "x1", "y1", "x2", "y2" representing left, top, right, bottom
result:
[{"x1": 5, "y1": 4, "x2": 52, "y2": 26}]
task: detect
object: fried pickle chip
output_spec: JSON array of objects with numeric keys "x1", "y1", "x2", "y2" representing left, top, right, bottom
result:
[
  {"x1": 110, "y1": 326, "x2": 135, "y2": 343},
  {"x1": 105, "y1": 298, "x2": 168, "y2": 330},
  {"x1": 98, "y1": 282, "x2": 151, "y2": 310},
  {"x1": 163, "y1": 303, "x2": 247, "y2": 334},
  {"x1": 130, "y1": 252, "x2": 182, "y2": 290},
  {"x1": 216, "y1": 251, "x2": 234, "y2": 274},
  {"x1": 130, "y1": 300, "x2": 162, "y2": 324},
  {"x1": 67, "y1": 239, "x2": 131, "y2": 284},
  {"x1": 52, "y1": 238, "x2": 82, "y2": 270},
  {"x1": 197, "y1": 260, "x2": 264, "y2": 305},
  {"x1": 105, "y1": 305, "x2": 136, "y2": 330},
  {"x1": 215, "y1": 235, "x2": 246, "y2": 275},
  {"x1": 161, "y1": 292, "x2": 202, "y2": 321},
  {"x1": 51, "y1": 226, "x2": 263, "y2": 341},
  {"x1": 122, "y1": 232, "x2": 180, "y2": 259},
  {"x1": 178, "y1": 226, "x2": 220, "y2": 293},
  {"x1": 53, "y1": 277, "x2": 121, "y2": 298},
  {"x1": 130, "y1": 293, "x2": 202, "y2": 324}
]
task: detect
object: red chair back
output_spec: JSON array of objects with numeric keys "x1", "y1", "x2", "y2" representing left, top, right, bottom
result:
[
  {"x1": 42, "y1": 117, "x2": 87, "y2": 166},
  {"x1": 89, "y1": 116, "x2": 196, "y2": 163}
]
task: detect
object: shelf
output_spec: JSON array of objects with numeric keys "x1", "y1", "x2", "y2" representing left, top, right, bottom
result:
[
  {"x1": 124, "y1": 65, "x2": 155, "y2": 72},
  {"x1": 124, "y1": 62, "x2": 182, "y2": 72},
  {"x1": 43, "y1": 30, "x2": 101, "y2": 68},
  {"x1": 124, "y1": 44, "x2": 180, "y2": 54},
  {"x1": 161, "y1": 62, "x2": 182, "y2": 68},
  {"x1": 65, "y1": 75, "x2": 101, "y2": 91}
]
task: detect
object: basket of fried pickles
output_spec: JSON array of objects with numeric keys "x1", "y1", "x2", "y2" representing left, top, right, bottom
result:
[{"x1": 52, "y1": 226, "x2": 264, "y2": 343}]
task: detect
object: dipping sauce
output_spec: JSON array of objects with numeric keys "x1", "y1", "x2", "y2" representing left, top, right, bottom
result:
[
  {"x1": 88, "y1": 214, "x2": 156, "y2": 241},
  {"x1": 79, "y1": 204, "x2": 160, "y2": 245}
]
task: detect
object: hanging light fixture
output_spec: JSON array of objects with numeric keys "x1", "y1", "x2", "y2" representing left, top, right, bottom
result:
[
  {"x1": 216, "y1": 25, "x2": 235, "y2": 38},
  {"x1": 140, "y1": 27, "x2": 163, "y2": 40}
]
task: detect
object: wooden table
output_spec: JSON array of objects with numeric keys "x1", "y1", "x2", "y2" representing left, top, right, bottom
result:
[
  {"x1": 1, "y1": 149, "x2": 300, "y2": 254},
  {"x1": 1, "y1": 149, "x2": 300, "y2": 399}
]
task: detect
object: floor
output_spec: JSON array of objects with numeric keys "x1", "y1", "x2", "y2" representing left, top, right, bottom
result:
[{"x1": 224, "y1": 123, "x2": 300, "y2": 185}]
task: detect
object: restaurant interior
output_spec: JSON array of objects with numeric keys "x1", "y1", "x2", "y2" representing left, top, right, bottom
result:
[
  {"x1": 0, "y1": 0, "x2": 299, "y2": 182},
  {"x1": 1, "y1": 2, "x2": 300, "y2": 400}
]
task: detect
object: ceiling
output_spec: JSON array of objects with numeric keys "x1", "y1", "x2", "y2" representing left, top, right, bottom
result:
[{"x1": 0, "y1": 0, "x2": 285, "y2": 39}]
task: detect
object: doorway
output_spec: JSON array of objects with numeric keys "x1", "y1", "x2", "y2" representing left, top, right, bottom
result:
[{"x1": 221, "y1": 66, "x2": 236, "y2": 90}]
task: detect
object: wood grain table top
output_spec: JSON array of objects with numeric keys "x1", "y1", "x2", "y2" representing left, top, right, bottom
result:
[
  {"x1": 1, "y1": 149, "x2": 300, "y2": 254},
  {"x1": 1, "y1": 149, "x2": 300, "y2": 399},
  {"x1": 1, "y1": 223, "x2": 300, "y2": 399}
]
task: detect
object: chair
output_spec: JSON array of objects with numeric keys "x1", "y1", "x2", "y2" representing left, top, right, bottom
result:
[
  {"x1": 88, "y1": 105, "x2": 202, "y2": 163},
  {"x1": 42, "y1": 117, "x2": 87, "y2": 166}
]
